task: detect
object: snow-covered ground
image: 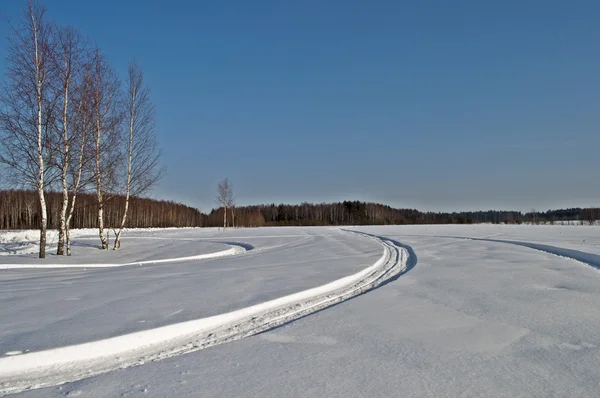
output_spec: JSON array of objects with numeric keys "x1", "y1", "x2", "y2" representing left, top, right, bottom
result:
[
  {"x1": 1, "y1": 225, "x2": 600, "y2": 397},
  {"x1": 0, "y1": 228, "x2": 201, "y2": 257}
]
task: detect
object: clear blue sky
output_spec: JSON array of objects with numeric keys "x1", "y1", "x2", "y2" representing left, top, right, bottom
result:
[{"x1": 1, "y1": 0, "x2": 599, "y2": 212}]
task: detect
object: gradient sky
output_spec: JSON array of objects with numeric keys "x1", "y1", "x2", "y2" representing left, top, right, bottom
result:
[{"x1": 1, "y1": 0, "x2": 599, "y2": 212}]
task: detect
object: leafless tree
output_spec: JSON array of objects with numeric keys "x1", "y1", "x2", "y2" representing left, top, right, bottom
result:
[
  {"x1": 50, "y1": 25, "x2": 93, "y2": 255},
  {"x1": 90, "y1": 49, "x2": 123, "y2": 249},
  {"x1": 64, "y1": 65, "x2": 95, "y2": 255},
  {"x1": 583, "y1": 208, "x2": 599, "y2": 226},
  {"x1": 216, "y1": 178, "x2": 234, "y2": 229},
  {"x1": 113, "y1": 61, "x2": 164, "y2": 250},
  {"x1": 0, "y1": 0, "x2": 56, "y2": 258}
]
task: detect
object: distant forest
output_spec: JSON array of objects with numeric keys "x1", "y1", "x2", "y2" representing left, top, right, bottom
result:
[
  {"x1": 0, "y1": 190, "x2": 202, "y2": 230},
  {"x1": 204, "y1": 202, "x2": 599, "y2": 227},
  {"x1": 1, "y1": 190, "x2": 599, "y2": 230}
]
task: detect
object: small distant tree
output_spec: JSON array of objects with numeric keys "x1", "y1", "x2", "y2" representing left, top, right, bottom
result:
[
  {"x1": 583, "y1": 208, "x2": 598, "y2": 226},
  {"x1": 216, "y1": 178, "x2": 234, "y2": 229},
  {"x1": 530, "y1": 208, "x2": 538, "y2": 225}
]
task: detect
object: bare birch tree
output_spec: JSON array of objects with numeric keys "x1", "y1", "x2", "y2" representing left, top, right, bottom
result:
[
  {"x1": 50, "y1": 26, "x2": 92, "y2": 255},
  {"x1": 0, "y1": 1, "x2": 56, "y2": 258},
  {"x1": 90, "y1": 49, "x2": 123, "y2": 249},
  {"x1": 113, "y1": 61, "x2": 164, "y2": 250},
  {"x1": 64, "y1": 63, "x2": 95, "y2": 255},
  {"x1": 216, "y1": 178, "x2": 234, "y2": 229}
]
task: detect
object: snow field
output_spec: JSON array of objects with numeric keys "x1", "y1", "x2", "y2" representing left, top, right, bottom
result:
[
  {"x1": 0, "y1": 230, "x2": 408, "y2": 394},
  {"x1": 2, "y1": 225, "x2": 600, "y2": 397},
  {"x1": 0, "y1": 227, "x2": 200, "y2": 256}
]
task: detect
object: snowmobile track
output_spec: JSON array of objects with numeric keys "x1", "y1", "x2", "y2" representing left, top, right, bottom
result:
[{"x1": 0, "y1": 230, "x2": 412, "y2": 395}]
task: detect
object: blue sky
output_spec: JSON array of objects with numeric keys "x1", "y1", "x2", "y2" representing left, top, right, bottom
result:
[{"x1": 1, "y1": 0, "x2": 599, "y2": 212}]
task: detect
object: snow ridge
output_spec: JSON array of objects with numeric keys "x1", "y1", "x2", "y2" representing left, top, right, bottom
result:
[
  {"x1": 0, "y1": 232, "x2": 410, "y2": 395},
  {"x1": 0, "y1": 245, "x2": 249, "y2": 269}
]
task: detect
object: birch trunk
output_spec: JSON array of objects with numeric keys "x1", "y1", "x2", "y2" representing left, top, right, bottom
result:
[
  {"x1": 57, "y1": 167, "x2": 68, "y2": 255},
  {"x1": 57, "y1": 73, "x2": 70, "y2": 255},
  {"x1": 37, "y1": 170, "x2": 47, "y2": 259},
  {"x1": 32, "y1": 9, "x2": 47, "y2": 259},
  {"x1": 66, "y1": 190, "x2": 78, "y2": 255},
  {"x1": 113, "y1": 197, "x2": 129, "y2": 250},
  {"x1": 65, "y1": 115, "x2": 87, "y2": 256},
  {"x1": 113, "y1": 92, "x2": 134, "y2": 250},
  {"x1": 95, "y1": 118, "x2": 108, "y2": 250}
]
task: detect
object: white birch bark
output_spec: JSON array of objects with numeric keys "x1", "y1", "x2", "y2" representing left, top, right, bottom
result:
[
  {"x1": 113, "y1": 77, "x2": 135, "y2": 250},
  {"x1": 32, "y1": 5, "x2": 47, "y2": 259}
]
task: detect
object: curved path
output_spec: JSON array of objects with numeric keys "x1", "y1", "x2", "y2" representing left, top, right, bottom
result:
[
  {"x1": 386, "y1": 233, "x2": 600, "y2": 274},
  {"x1": 0, "y1": 228, "x2": 412, "y2": 395},
  {"x1": 464, "y1": 237, "x2": 600, "y2": 272},
  {"x1": 0, "y1": 229, "x2": 382, "y2": 354},
  {"x1": 0, "y1": 243, "x2": 250, "y2": 269},
  {"x1": 385, "y1": 232, "x2": 600, "y2": 274}
]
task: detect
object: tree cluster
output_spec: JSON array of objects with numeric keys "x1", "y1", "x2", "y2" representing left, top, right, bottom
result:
[
  {"x1": 0, "y1": 1, "x2": 164, "y2": 257},
  {"x1": 582, "y1": 208, "x2": 600, "y2": 225}
]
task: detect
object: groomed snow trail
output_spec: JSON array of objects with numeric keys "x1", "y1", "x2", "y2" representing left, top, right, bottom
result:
[{"x1": 0, "y1": 232, "x2": 410, "y2": 395}]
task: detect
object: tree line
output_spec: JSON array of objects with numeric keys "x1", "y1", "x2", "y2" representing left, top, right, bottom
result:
[
  {"x1": 204, "y1": 201, "x2": 600, "y2": 227},
  {"x1": 1, "y1": 189, "x2": 598, "y2": 231},
  {"x1": 0, "y1": 1, "x2": 164, "y2": 257},
  {"x1": 0, "y1": 190, "x2": 201, "y2": 230}
]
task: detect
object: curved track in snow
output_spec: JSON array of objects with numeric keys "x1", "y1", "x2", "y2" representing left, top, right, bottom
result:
[
  {"x1": 0, "y1": 242, "x2": 252, "y2": 269},
  {"x1": 388, "y1": 231, "x2": 600, "y2": 274},
  {"x1": 0, "y1": 231, "x2": 413, "y2": 395},
  {"x1": 443, "y1": 236, "x2": 600, "y2": 273}
]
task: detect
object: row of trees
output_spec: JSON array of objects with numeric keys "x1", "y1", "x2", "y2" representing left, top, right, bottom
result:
[
  {"x1": 205, "y1": 201, "x2": 600, "y2": 227},
  {"x1": 1, "y1": 186, "x2": 598, "y2": 231},
  {"x1": 208, "y1": 182, "x2": 598, "y2": 227},
  {"x1": 0, "y1": 190, "x2": 202, "y2": 230},
  {"x1": 0, "y1": 1, "x2": 164, "y2": 257}
]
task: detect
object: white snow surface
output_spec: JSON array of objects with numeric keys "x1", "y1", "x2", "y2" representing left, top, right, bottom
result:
[
  {"x1": 2, "y1": 225, "x2": 600, "y2": 397},
  {"x1": 0, "y1": 228, "x2": 198, "y2": 256},
  {"x1": 0, "y1": 228, "x2": 382, "y2": 355},
  {"x1": 0, "y1": 232, "x2": 407, "y2": 394}
]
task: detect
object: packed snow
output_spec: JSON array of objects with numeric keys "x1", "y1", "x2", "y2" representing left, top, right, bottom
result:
[{"x1": 1, "y1": 225, "x2": 600, "y2": 397}]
